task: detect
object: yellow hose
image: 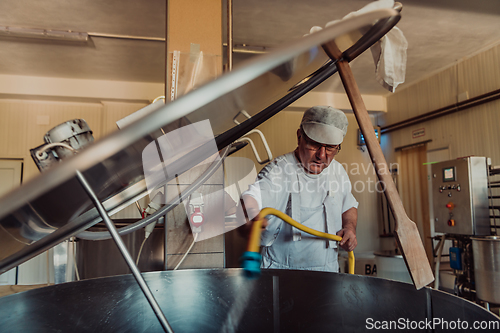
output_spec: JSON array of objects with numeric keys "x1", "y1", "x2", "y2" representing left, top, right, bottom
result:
[{"x1": 247, "y1": 207, "x2": 355, "y2": 274}]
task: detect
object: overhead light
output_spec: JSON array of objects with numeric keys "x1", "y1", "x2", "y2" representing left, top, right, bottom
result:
[{"x1": 0, "y1": 25, "x2": 88, "y2": 42}]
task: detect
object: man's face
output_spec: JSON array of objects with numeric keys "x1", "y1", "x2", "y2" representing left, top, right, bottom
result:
[{"x1": 295, "y1": 129, "x2": 339, "y2": 174}]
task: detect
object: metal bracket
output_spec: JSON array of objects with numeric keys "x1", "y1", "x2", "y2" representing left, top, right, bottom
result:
[{"x1": 233, "y1": 110, "x2": 273, "y2": 164}]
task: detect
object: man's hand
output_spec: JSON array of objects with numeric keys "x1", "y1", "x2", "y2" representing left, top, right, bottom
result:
[
  {"x1": 338, "y1": 207, "x2": 358, "y2": 252},
  {"x1": 237, "y1": 195, "x2": 268, "y2": 238},
  {"x1": 337, "y1": 227, "x2": 357, "y2": 252}
]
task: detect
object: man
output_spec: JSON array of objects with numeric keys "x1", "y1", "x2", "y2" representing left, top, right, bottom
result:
[{"x1": 239, "y1": 106, "x2": 358, "y2": 272}]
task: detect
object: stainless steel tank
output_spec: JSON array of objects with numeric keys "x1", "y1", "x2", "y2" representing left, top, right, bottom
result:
[
  {"x1": 0, "y1": 269, "x2": 498, "y2": 332},
  {"x1": 472, "y1": 236, "x2": 500, "y2": 304}
]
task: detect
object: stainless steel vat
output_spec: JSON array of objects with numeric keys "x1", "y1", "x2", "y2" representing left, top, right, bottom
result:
[
  {"x1": 472, "y1": 236, "x2": 500, "y2": 304},
  {"x1": 76, "y1": 221, "x2": 165, "y2": 279},
  {"x1": 0, "y1": 269, "x2": 498, "y2": 332}
]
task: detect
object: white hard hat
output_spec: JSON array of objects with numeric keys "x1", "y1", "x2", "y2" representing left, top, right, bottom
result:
[{"x1": 300, "y1": 106, "x2": 348, "y2": 145}]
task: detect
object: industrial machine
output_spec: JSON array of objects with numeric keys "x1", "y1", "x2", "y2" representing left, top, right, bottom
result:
[
  {"x1": 431, "y1": 157, "x2": 500, "y2": 310},
  {"x1": 431, "y1": 156, "x2": 490, "y2": 236},
  {"x1": 30, "y1": 119, "x2": 94, "y2": 172},
  {"x1": 0, "y1": 6, "x2": 498, "y2": 332}
]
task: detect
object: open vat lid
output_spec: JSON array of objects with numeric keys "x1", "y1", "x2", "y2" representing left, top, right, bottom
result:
[{"x1": 0, "y1": 8, "x2": 400, "y2": 273}]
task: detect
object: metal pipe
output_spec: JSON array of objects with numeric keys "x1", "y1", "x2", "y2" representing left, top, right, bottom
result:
[
  {"x1": 233, "y1": 47, "x2": 267, "y2": 54},
  {"x1": 434, "y1": 235, "x2": 446, "y2": 290},
  {"x1": 490, "y1": 166, "x2": 500, "y2": 175},
  {"x1": 0, "y1": 25, "x2": 88, "y2": 42},
  {"x1": 489, "y1": 170, "x2": 499, "y2": 234},
  {"x1": 381, "y1": 88, "x2": 500, "y2": 134},
  {"x1": 223, "y1": 43, "x2": 268, "y2": 54},
  {"x1": 458, "y1": 283, "x2": 476, "y2": 295},
  {"x1": 135, "y1": 201, "x2": 143, "y2": 216},
  {"x1": 88, "y1": 32, "x2": 165, "y2": 42},
  {"x1": 75, "y1": 170, "x2": 173, "y2": 333},
  {"x1": 394, "y1": 139, "x2": 432, "y2": 152},
  {"x1": 165, "y1": 0, "x2": 169, "y2": 102},
  {"x1": 227, "y1": 0, "x2": 233, "y2": 71},
  {"x1": 163, "y1": 214, "x2": 168, "y2": 270}
]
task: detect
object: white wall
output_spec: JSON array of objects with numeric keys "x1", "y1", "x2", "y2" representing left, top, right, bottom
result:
[{"x1": 379, "y1": 42, "x2": 500, "y2": 251}]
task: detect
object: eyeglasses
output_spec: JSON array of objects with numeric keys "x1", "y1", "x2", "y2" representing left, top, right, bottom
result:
[{"x1": 301, "y1": 133, "x2": 341, "y2": 154}]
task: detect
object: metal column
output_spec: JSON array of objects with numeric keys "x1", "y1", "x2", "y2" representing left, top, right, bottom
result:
[{"x1": 75, "y1": 170, "x2": 173, "y2": 333}]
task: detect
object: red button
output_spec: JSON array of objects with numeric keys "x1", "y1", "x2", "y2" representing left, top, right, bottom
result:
[{"x1": 190, "y1": 208, "x2": 204, "y2": 227}]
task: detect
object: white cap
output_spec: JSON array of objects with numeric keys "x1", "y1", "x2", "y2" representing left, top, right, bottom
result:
[{"x1": 300, "y1": 106, "x2": 348, "y2": 145}]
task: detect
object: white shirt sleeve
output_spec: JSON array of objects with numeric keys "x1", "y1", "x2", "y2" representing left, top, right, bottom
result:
[
  {"x1": 242, "y1": 158, "x2": 286, "y2": 210},
  {"x1": 242, "y1": 157, "x2": 289, "y2": 245}
]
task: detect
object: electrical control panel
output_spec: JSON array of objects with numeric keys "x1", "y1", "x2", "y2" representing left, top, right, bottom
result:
[{"x1": 431, "y1": 157, "x2": 490, "y2": 235}]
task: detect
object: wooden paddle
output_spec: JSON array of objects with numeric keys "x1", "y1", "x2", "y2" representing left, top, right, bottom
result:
[{"x1": 323, "y1": 42, "x2": 434, "y2": 289}]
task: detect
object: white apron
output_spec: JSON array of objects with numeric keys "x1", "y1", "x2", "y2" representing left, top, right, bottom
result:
[{"x1": 261, "y1": 154, "x2": 343, "y2": 272}]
